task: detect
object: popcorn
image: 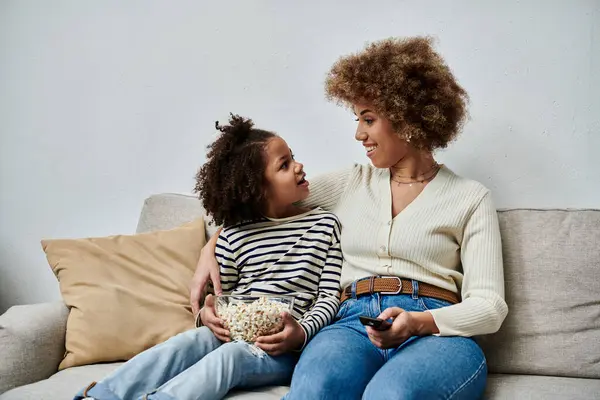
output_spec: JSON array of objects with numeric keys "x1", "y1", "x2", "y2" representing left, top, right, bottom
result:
[{"x1": 217, "y1": 296, "x2": 291, "y2": 342}]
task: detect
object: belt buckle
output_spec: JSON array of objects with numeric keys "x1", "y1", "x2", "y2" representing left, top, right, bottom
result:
[{"x1": 380, "y1": 276, "x2": 402, "y2": 295}]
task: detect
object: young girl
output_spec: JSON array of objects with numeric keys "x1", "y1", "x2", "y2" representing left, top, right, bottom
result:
[{"x1": 75, "y1": 114, "x2": 342, "y2": 400}]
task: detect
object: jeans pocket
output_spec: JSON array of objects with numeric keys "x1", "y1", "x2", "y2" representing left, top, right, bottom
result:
[{"x1": 419, "y1": 297, "x2": 453, "y2": 311}]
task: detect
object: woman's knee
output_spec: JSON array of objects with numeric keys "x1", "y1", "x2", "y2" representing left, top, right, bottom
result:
[
  {"x1": 362, "y1": 340, "x2": 488, "y2": 400},
  {"x1": 287, "y1": 365, "x2": 346, "y2": 400},
  {"x1": 287, "y1": 339, "x2": 344, "y2": 398},
  {"x1": 363, "y1": 383, "x2": 420, "y2": 400},
  {"x1": 363, "y1": 378, "x2": 446, "y2": 400},
  {"x1": 448, "y1": 358, "x2": 487, "y2": 400}
]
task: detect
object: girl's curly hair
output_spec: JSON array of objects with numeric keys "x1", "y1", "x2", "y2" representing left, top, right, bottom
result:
[
  {"x1": 325, "y1": 36, "x2": 468, "y2": 151},
  {"x1": 194, "y1": 114, "x2": 276, "y2": 227}
]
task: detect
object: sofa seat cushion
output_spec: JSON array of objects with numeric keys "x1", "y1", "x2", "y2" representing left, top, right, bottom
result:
[
  {"x1": 0, "y1": 363, "x2": 288, "y2": 400},
  {"x1": 485, "y1": 373, "x2": 600, "y2": 399},
  {"x1": 0, "y1": 363, "x2": 122, "y2": 400},
  {"x1": 2, "y1": 364, "x2": 600, "y2": 400}
]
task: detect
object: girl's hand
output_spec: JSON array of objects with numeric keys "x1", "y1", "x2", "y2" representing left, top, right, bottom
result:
[
  {"x1": 200, "y1": 294, "x2": 230, "y2": 342},
  {"x1": 254, "y1": 313, "x2": 306, "y2": 356},
  {"x1": 190, "y1": 231, "x2": 222, "y2": 316},
  {"x1": 365, "y1": 307, "x2": 415, "y2": 349}
]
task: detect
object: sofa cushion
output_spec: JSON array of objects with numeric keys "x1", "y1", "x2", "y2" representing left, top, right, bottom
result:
[
  {"x1": 0, "y1": 302, "x2": 68, "y2": 394},
  {"x1": 0, "y1": 363, "x2": 288, "y2": 400},
  {"x1": 3, "y1": 366, "x2": 599, "y2": 400},
  {"x1": 42, "y1": 218, "x2": 205, "y2": 370},
  {"x1": 478, "y1": 209, "x2": 600, "y2": 378},
  {"x1": 136, "y1": 192, "x2": 219, "y2": 238},
  {"x1": 0, "y1": 363, "x2": 122, "y2": 400},
  {"x1": 484, "y1": 374, "x2": 600, "y2": 399}
]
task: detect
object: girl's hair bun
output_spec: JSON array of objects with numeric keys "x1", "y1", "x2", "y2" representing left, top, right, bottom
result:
[{"x1": 215, "y1": 113, "x2": 254, "y2": 143}]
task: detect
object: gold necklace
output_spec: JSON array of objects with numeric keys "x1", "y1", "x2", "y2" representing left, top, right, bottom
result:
[{"x1": 390, "y1": 162, "x2": 440, "y2": 186}]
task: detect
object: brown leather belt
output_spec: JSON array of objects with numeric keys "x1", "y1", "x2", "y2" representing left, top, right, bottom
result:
[{"x1": 340, "y1": 277, "x2": 460, "y2": 305}]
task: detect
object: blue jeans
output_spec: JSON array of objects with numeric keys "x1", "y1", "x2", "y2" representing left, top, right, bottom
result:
[
  {"x1": 74, "y1": 327, "x2": 298, "y2": 400},
  {"x1": 284, "y1": 283, "x2": 487, "y2": 400}
]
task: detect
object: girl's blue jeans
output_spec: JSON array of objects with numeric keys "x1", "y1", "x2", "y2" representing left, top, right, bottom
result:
[{"x1": 74, "y1": 326, "x2": 297, "y2": 400}]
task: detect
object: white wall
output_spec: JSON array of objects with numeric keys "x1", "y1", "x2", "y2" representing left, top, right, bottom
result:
[{"x1": 1, "y1": 0, "x2": 599, "y2": 312}]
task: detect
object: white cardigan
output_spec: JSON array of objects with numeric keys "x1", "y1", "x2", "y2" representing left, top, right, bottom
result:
[{"x1": 302, "y1": 163, "x2": 508, "y2": 337}]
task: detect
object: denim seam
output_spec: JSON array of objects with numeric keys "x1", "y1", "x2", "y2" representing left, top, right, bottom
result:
[{"x1": 446, "y1": 358, "x2": 486, "y2": 400}]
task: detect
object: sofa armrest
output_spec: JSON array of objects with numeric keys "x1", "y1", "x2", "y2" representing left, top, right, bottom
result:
[{"x1": 0, "y1": 302, "x2": 68, "y2": 394}]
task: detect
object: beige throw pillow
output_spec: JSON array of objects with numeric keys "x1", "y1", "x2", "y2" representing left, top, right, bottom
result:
[{"x1": 42, "y1": 218, "x2": 205, "y2": 370}]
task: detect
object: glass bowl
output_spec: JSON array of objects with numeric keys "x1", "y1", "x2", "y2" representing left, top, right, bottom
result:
[{"x1": 215, "y1": 295, "x2": 295, "y2": 342}]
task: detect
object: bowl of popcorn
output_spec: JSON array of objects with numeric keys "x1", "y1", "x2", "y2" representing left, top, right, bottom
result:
[{"x1": 215, "y1": 295, "x2": 295, "y2": 342}]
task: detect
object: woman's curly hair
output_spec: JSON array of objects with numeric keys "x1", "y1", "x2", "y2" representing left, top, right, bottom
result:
[
  {"x1": 194, "y1": 114, "x2": 276, "y2": 227},
  {"x1": 325, "y1": 36, "x2": 468, "y2": 151}
]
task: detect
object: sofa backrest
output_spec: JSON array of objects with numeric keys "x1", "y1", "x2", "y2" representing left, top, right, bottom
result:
[
  {"x1": 136, "y1": 193, "x2": 219, "y2": 238},
  {"x1": 137, "y1": 193, "x2": 600, "y2": 379},
  {"x1": 478, "y1": 209, "x2": 600, "y2": 379}
]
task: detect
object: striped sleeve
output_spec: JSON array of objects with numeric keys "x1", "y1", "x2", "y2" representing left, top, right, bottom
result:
[
  {"x1": 298, "y1": 221, "x2": 343, "y2": 346},
  {"x1": 215, "y1": 231, "x2": 239, "y2": 293}
]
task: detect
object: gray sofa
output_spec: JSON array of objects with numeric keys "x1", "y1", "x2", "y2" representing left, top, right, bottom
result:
[{"x1": 1, "y1": 193, "x2": 599, "y2": 399}]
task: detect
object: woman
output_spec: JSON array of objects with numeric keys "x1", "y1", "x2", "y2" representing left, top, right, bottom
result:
[{"x1": 191, "y1": 36, "x2": 508, "y2": 399}]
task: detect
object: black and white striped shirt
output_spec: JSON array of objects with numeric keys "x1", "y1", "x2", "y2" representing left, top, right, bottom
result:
[{"x1": 216, "y1": 208, "x2": 342, "y2": 344}]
